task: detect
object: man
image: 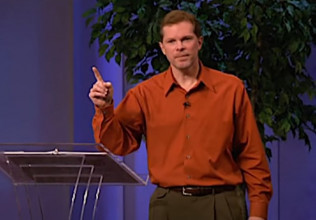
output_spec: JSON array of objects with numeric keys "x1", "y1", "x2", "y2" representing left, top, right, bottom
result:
[{"x1": 89, "y1": 10, "x2": 272, "y2": 220}]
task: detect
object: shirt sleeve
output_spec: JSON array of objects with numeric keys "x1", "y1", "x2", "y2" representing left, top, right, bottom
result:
[
  {"x1": 233, "y1": 82, "x2": 273, "y2": 219},
  {"x1": 92, "y1": 89, "x2": 145, "y2": 156}
]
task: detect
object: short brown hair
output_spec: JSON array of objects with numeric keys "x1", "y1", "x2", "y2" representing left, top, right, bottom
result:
[{"x1": 160, "y1": 10, "x2": 202, "y2": 41}]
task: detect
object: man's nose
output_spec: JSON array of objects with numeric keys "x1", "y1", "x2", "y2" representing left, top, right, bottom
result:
[{"x1": 175, "y1": 41, "x2": 184, "y2": 50}]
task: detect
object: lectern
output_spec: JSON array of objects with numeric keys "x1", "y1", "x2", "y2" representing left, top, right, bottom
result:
[{"x1": 0, "y1": 143, "x2": 148, "y2": 220}]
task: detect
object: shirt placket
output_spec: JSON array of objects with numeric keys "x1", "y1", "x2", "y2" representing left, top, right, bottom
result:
[{"x1": 183, "y1": 92, "x2": 193, "y2": 182}]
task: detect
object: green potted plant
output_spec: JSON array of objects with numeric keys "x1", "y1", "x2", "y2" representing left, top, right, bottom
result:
[{"x1": 84, "y1": 0, "x2": 316, "y2": 157}]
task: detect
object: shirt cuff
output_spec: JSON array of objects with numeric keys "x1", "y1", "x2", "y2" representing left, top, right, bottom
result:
[
  {"x1": 95, "y1": 104, "x2": 114, "y2": 119},
  {"x1": 249, "y1": 202, "x2": 269, "y2": 219}
]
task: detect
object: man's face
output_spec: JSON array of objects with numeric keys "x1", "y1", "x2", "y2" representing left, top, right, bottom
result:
[{"x1": 159, "y1": 21, "x2": 203, "y2": 71}]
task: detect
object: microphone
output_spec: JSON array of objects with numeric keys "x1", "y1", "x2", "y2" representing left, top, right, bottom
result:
[{"x1": 183, "y1": 101, "x2": 191, "y2": 108}]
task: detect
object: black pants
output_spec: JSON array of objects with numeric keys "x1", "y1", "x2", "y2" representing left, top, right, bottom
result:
[{"x1": 149, "y1": 186, "x2": 247, "y2": 220}]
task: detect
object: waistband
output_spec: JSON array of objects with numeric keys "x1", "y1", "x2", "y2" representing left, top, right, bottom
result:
[{"x1": 161, "y1": 185, "x2": 236, "y2": 196}]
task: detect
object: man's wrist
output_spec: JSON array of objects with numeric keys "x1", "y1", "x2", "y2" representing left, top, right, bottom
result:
[
  {"x1": 248, "y1": 216, "x2": 265, "y2": 220},
  {"x1": 104, "y1": 98, "x2": 113, "y2": 105},
  {"x1": 96, "y1": 98, "x2": 113, "y2": 110}
]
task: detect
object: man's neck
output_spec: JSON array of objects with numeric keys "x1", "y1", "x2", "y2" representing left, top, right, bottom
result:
[{"x1": 171, "y1": 62, "x2": 200, "y2": 91}]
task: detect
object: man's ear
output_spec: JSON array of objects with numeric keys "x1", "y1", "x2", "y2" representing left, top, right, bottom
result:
[
  {"x1": 159, "y1": 42, "x2": 165, "y2": 55},
  {"x1": 198, "y1": 36, "x2": 203, "y2": 50}
]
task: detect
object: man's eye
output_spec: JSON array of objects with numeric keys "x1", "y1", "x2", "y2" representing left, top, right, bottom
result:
[{"x1": 183, "y1": 37, "x2": 192, "y2": 41}]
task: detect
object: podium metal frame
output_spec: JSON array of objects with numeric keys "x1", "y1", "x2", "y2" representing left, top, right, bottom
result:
[{"x1": 0, "y1": 143, "x2": 148, "y2": 220}]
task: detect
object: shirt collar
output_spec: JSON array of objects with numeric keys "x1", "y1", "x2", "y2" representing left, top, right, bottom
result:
[
  {"x1": 163, "y1": 61, "x2": 216, "y2": 96},
  {"x1": 163, "y1": 67, "x2": 177, "y2": 96},
  {"x1": 198, "y1": 63, "x2": 216, "y2": 93}
]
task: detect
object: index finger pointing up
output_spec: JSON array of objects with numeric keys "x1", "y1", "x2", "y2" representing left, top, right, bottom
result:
[{"x1": 92, "y1": 66, "x2": 104, "y2": 82}]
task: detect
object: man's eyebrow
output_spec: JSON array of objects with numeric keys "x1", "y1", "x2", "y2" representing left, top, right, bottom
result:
[
  {"x1": 181, "y1": 35, "x2": 194, "y2": 39},
  {"x1": 165, "y1": 35, "x2": 194, "y2": 41},
  {"x1": 164, "y1": 37, "x2": 175, "y2": 42}
]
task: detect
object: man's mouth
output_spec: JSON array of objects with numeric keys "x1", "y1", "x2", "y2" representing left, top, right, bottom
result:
[{"x1": 175, "y1": 54, "x2": 189, "y2": 59}]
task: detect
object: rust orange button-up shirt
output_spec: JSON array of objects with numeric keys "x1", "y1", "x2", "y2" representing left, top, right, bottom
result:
[{"x1": 92, "y1": 63, "x2": 272, "y2": 218}]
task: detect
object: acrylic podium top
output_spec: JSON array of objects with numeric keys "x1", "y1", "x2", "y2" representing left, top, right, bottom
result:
[{"x1": 0, "y1": 143, "x2": 148, "y2": 186}]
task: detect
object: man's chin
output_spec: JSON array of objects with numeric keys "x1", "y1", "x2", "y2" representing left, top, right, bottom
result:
[{"x1": 175, "y1": 63, "x2": 191, "y2": 70}]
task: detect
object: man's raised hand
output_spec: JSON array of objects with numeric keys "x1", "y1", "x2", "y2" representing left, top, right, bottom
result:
[{"x1": 89, "y1": 66, "x2": 113, "y2": 109}]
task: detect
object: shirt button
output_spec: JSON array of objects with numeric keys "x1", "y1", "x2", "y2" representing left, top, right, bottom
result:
[
  {"x1": 187, "y1": 175, "x2": 191, "y2": 179},
  {"x1": 186, "y1": 135, "x2": 190, "y2": 140},
  {"x1": 185, "y1": 94, "x2": 190, "y2": 98},
  {"x1": 186, "y1": 114, "x2": 190, "y2": 119},
  {"x1": 186, "y1": 155, "x2": 191, "y2": 159}
]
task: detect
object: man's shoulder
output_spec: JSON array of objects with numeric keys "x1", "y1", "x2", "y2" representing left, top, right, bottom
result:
[
  {"x1": 204, "y1": 66, "x2": 242, "y2": 85},
  {"x1": 129, "y1": 71, "x2": 167, "y2": 95},
  {"x1": 201, "y1": 65, "x2": 246, "y2": 94},
  {"x1": 137, "y1": 70, "x2": 167, "y2": 86}
]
